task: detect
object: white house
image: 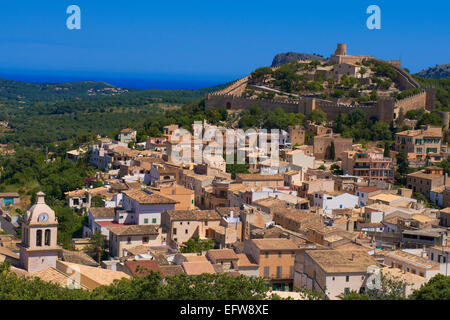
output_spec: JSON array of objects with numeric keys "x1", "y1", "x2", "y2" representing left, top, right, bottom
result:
[
  {"x1": 313, "y1": 191, "x2": 358, "y2": 215},
  {"x1": 120, "y1": 189, "x2": 178, "y2": 225},
  {"x1": 85, "y1": 207, "x2": 116, "y2": 239},
  {"x1": 118, "y1": 128, "x2": 137, "y2": 144},
  {"x1": 109, "y1": 225, "x2": 163, "y2": 258},
  {"x1": 426, "y1": 246, "x2": 450, "y2": 276},
  {"x1": 285, "y1": 149, "x2": 315, "y2": 170},
  {"x1": 384, "y1": 250, "x2": 441, "y2": 280},
  {"x1": 356, "y1": 187, "x2": 381, "y2": 207}
]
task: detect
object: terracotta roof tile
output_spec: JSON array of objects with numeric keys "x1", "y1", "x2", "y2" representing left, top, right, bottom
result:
[
  {"x1": 159, "y1": 265, "x2": 185, "y2": 277},
  {"x1": 125, "y1": 260, "x2": 161, "y2": 276},
  {"x1": 250, "y1": 238, "x2": 299, "y2": 251},
  {"x1": 182, "y1": 261, "x2": 216, "y2": 275},
  {"x1": 236, "y1": 174, "x2": 283, "y2": 181},
  {"x1": 89, "y1": 207, "x2": 115, "y2": 219},
  {"x1": 166, "y1": 209, "x2": 221, "y2": 221},
  {"x1": 109, "y1": 225, "x2": 160, "y2": 236},
  {"x1": 123, "y1": 189, "x2": 178, "y2": 205},
  {"x1": 206, "y1": 249, "x2": 239, "y2": 263}
]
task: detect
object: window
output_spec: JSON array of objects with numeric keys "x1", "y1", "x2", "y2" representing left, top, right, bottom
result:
[
  {"x1": 152, "y1": 218, "x2": 157, "y2": 224},
  {"x1": 332, "y1": 277, "x2": 335, "y2": 281},
  {"x1": 44, "y1": 229, "x2": 51, "y2": 246},
  {"x1": 127, "y1": 237, "x2": 131, "y2": 244},
  {"x1": 36, "y1": 230, "x2": 42, "y2": 247},
  {"x1": 173, "y1": 228, "x2": 177, "y2": 235},
  {"x1": 265, "y1": 252, "x2": 269, "y2": 258},
  {"x1": 344, "y1": 288, "x2": 350, "y2": 295},
  {"x1": 278, "y1": 251, "x2": 282, "y2": 258},
  {"x1": 143, "y1": 237, "x2": 149, "y2": 243},
  {"x1": 264, "y1": 267, "x2": 270, "y2": 278},
  {"x1": 346, "y1": 276, "x2": 350, "y2": 282},
  {"x1": 185, "y1": 229, "x2": 188, "y2": 234},
  {"x1": 276, "y1": 266, "x2": 282, "y2": 278},
  {"x1": 144, "y1": 218, "x2": 149, "y2": 224}
]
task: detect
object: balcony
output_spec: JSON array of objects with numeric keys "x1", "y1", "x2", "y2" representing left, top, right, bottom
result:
[{"x1": 264, "y1": 272, "x2": 294, "y2": 280}]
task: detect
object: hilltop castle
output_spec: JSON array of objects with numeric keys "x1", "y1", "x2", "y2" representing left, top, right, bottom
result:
[{"x1": 205, "y1": 44, "x2": 435, "y2": 123}]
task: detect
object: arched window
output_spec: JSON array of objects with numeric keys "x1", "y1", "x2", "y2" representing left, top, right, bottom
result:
[
  {"x1": 36, "y1": 230, "x2": 42, "y2": 247},
  {"x1": 45, "y1": 229, "x2": 51, "y2": 246}
]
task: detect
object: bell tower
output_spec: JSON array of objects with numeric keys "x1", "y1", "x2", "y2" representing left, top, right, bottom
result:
[{"x1": 19, "y1": 192, "x2": 61, "y2": 273}]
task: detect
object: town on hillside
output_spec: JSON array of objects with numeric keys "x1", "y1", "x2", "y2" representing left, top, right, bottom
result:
[{"x1": 0, "y1": 44, "x2": 449, "y2": 301}]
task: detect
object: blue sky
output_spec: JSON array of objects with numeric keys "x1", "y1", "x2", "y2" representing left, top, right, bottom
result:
[{"x1": 0, "y1": 0, "x2": 448, "y2": 87}]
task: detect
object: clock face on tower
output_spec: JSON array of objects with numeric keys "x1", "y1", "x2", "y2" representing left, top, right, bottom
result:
[{"x1": 38, "y1": 213, "x2": 49, "y2": 223}]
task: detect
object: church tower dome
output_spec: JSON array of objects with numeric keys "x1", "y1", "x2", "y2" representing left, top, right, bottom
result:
[{"x1": 24, "y1": 191, "x2": 57, "y2": 225}]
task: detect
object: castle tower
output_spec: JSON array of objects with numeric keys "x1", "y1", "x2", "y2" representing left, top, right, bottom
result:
[
  {"x1": 19, "y1": 192, "x2": 61, "y2": 273},
  {"x1": 335, "y1": 43, "x2": 347, "y2": 56}
]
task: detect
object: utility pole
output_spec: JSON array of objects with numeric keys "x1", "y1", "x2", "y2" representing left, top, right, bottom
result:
[{"x1": 441, "y1": 233, "x2": 448, "y2": 276}]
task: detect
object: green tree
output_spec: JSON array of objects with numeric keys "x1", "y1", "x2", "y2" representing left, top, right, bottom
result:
[
  {"x1": 92, "y1": 272, "x2": 271, "y2": 300},
  {"x1": 91, "y1": 195, "x2": 103, "y2": 208},
  {"x1": 54, "y1": 206, "x2": 84, "y2": 249},
  {"x1": 84, "y1": 231, "x2": 107, "y2": 265},
  {"x1": 416, "y1": 111, "x2": 444, "y2": 128},
  {"x1": 251, "y1": 67, "x2": 274, "y2": 84},
  {"x1": 330, "y1": 163, "x2": 343, "y2": 175},
  {"x1": 358, "y1": 67, "x2": 367, "y2": 78},
  {"x1": 411, "y1": 274, "x2": 450, "y2": 300},
  {"x1": 329, "y1": 141, "x2": 335, "y2": 160},
  {"x1": 339, "y1": 271, "x2": 409, "y2": 300},
  {"x1": 307, "y1": 109, "x2": 327, "y2": 125},
  {"x1": 0, "y1": 261, "x2": 89, "y2": 300},
  {"x1": 395, "y1": 149, "x2": 409, "y2": 185},
  {"x1": 92, "y1": 180, "x2": 103, "y2": 188},
  {"x1": 395, "y1": 108, "x2": 405, "y2": 127},
  {"x1": 180, "y1": 236, "x2": 214, "y2": 253},
  {"x1": 384, "y1": 141, "x2": 391, "y2": 158},
  {"x1": 338, "y1": 291, "x2": 371, "y2": 300}
]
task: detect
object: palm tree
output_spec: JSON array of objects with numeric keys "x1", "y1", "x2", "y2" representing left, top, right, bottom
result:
[{"x1": 85, "y1": 231, "x2": 106, "y2": 264}]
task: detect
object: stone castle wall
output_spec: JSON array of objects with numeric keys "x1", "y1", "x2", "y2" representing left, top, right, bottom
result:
[
  {"x1": 394, "y1": 91, "x2": 427, "y2": 114},
  {"x1": 205, "y1": 56, "x2": 434, "y2": 124},
  {"x1": 205, "y1": 93, "x2": 399, "y2": 122},
  {"x1": 204, "y1": 93, "x2": 313, "y2": 114}
]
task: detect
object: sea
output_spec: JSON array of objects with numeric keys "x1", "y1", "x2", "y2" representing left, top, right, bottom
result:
[{"x1": 0, "y1": 71, "x2": 237, "y2": 90}]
